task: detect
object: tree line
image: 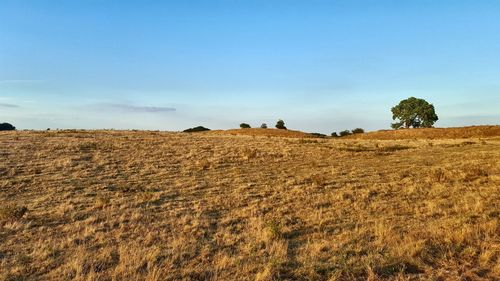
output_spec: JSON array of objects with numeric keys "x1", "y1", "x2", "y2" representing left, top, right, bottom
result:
[
  {"x1": 237, "y1": 97, "x2": 438, "y2": 136},
  {"x1": 2, "y1": 97, "x2": 437, "y2": 133}
]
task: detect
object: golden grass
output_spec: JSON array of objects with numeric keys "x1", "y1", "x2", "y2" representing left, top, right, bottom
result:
[
  {"x1": 0, "y1": 129, "x2": 499, "y2": 280},
  {"x1": 347, "y1": 125, "x2": 500, "y2": 140},
  {"x1": 208, "y1": 128, "x2": 312, "y2": 138}
]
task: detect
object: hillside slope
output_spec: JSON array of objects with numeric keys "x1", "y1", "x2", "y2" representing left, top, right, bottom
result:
[
  {"x1": 347, "y1": 125, "x2": 500, "y2": 140},
  {"x1": 208, "y1": 128, "x2": 312, "y2": 138}
]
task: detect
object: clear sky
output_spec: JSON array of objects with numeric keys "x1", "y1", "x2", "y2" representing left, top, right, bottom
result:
[{"x1": 1, "y1": 0, "x2": 499, "y2": 133}]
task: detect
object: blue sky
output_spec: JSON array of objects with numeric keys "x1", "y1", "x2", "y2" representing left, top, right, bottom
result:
[{"x1": 1, "y1": 0, "x2": 499, "y2": 133}]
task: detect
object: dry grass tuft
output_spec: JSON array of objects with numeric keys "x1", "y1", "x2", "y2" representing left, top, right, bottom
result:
[{"x1": 0, "y1": 205, "x2": 28, "y2": 222}]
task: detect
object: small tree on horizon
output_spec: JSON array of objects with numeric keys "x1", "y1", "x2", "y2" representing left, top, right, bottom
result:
[
  {"x1": 275, "y1": 119, "x2": 287, "y2": 130},
  {"x1": 352, "y1": 128, "x2": 364, "y2": 134},
  {"x1": 260, "y1": 123, "x2": 268, "y2": 129},
  {"x1": 391, "y1": 97, "x2": 438, "y2": 129},
  {"x1": 339, "y1": 130, "x2": 351, "y2": 137},
  {"x1": 0, "y1": 123, "x2": 16, "y2": 131},
  {"x1": 240, "y1": 123, "x2": 251, "y2": 129}
]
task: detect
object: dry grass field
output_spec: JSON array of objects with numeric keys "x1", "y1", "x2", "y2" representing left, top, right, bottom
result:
[
  {"x1": 208, "y1": 128, "x2": 312, "y2": 138},
  {"x1": 346, "y1": 126, "x2": 500, "y2": 140},
  {"x1": 0, "y1": 128, "x2": 499, "y2": 281}
]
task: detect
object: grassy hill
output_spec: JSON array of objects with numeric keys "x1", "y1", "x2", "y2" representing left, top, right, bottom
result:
[
  {"x1": 347, "y1": 125, "x2": 500, "y2": 140},
  {"x1": 204, "y1": 125, "x2": 500, "y2": 140},
  {"x1": 208, "y1": 128, "x2": 313, "y2": 138}
]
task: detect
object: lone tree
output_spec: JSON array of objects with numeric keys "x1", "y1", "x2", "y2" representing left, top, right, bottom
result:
[
  {"x1": 260, "y1": 123, "x2": 268, "y2": 129},
  {"x1": 240, "y1": 123, "x2": 251, "y2": 129},
  {"x1": 391, "y1": 97, "x2": 438, "y2": 129},
  {"x1": 275, "y1": 119, "x2": 287, "y2": 130},
  {"x1": 0, "y1": 123, "x2": 16, "y2": 131}
]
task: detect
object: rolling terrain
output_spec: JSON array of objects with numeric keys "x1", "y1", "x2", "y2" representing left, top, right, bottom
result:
[
  {"x1": 0, "y1": 128, "x2": 499, "y2": 280},
  {"x1": 346, "y1": 126, "x2": 500, "y2": 140}
]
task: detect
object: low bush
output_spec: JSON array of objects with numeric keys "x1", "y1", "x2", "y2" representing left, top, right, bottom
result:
[
  {"x1": 240, "y1": 123, "x2": 251, "y2": 129},
  {"x1": 260, "y1": 123, "x2": 268, "y2": 129},
  {"x1": 339, "y1": 130, "x2": 351, "y2": 137},
  {"x1": 0, "y1": 123, "x2": 16, "y2": 131},
  {"x1": 331, "y1": 132, "x2": 339, "y2": 137},
  {"x1": 352, "y1": 128, "x2": 365, "y2": 134},
  {"x1": 183, "y1": 126, "x2": 210, "y2": 133}
]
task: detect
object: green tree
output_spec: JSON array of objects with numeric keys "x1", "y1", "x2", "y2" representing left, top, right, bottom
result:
[
  {"x1": 0, "y1": 123, "x2": 16, "y2": 131},
  {"x1": 275, "y1": 119, "x2": 287, "y2": 130},
  {"x1": 240, "y1": 123, "x2": 251, "y2": 129},
  {"x1": 391, "y1": 97, "x2": 438, "y2": 129},
  {"x1": 339, "y1": 130, "x2": 351, "y2": 137}
]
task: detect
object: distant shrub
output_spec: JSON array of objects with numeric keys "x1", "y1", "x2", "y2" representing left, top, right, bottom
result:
[
  {"x1": 339, "y1": 130, "x2": 351, "y2": 137},
  {"x1": 0, "y1": 123, "x2": 16, "y2": 131},
  {"x1": 275, "y1": 119, "x2": 287, "y2": 130},
  {"x1": 183, "y1": 126, "x2": 210, "y2": 133},
  {"x1": 331, "y1": 132, "x2": 339, "y2": 137},
  {"x1": 240, "y1": 123, "x2": 251, "y2": 129},
  {"x1": 260, "y1": 123, "x2": 268, "y2": 129},
  {"x1": 310, "y1": 133, "x2": 327, "y2": 138},
  {"x1": 352, "y1": 128, "x2": 365, "y2": 134}
]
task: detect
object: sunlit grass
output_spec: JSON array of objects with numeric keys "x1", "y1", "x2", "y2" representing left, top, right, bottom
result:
[{"x1": 0, "y1": 129, "x2": 498, "y2": 280}]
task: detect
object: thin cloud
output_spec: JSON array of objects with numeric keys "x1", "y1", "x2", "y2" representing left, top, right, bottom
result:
[
  {"x1": 0, "y1": 80, "x2": 44, "y2": 84},
  {"x1": 0, "y1": 103, "x2": 20, "y2": 108},
  {"x1": 96, "y1": 103, "x2": 176, "y2": 113}
]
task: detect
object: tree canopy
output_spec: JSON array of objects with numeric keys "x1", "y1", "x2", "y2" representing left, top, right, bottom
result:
[
  {"x1": 391, "y1": 97, "x2": 438, "y2": 129},
  {"x1": 0, "y1": 123, "x2": 16, "y2": 131},
  {"x1": 240, "y1": 123, "x2": 251, "y2": 129},
  {"x1": 352, "y1": 128, "x2": 364, "y2": 134},
  {"x1": 275, "y1": 119, "x2": 287, "y2": 130}
]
